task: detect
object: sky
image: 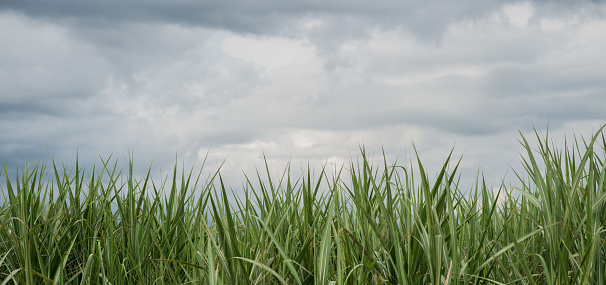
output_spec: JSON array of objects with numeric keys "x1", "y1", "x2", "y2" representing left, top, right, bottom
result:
[{"x1": 1, "y1": 0, "x2": 606, "y2": 194}]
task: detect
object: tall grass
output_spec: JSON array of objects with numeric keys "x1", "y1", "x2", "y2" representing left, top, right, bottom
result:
[{"x1": 1, "y1": 127, "x2": 605, "y2": 284}]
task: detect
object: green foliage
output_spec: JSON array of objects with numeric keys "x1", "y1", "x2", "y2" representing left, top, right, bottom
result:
[{"x1": 1, "y1": 127, "x2": 606, "y2": 284}]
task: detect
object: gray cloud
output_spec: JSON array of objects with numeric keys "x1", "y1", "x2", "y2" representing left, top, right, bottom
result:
[
  {"x1": 1, "y1": 1, "x2": 601, "y2": 49},
  {"x1": 1, "y1": 1, "x2": 605, "y2": 193}
]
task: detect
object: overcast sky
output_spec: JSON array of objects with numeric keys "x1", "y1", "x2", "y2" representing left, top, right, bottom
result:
[{"x1": 1, "y1": 0, "x2": 605, "y2": 193}]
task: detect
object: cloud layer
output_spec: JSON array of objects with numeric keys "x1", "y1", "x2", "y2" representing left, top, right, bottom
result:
[{"x1": 1, "y1": 0, "x2": 605, "y2": 191}]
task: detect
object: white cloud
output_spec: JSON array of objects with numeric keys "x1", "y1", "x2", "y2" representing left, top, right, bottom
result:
[
  {"x1": 503, "y1": 2, "x2": 534, "y2": 27},
  {"x1": 222, "y1": 36, "x2": 317, "y2": 70}
]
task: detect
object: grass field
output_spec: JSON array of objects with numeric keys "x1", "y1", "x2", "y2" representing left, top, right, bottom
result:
[{"x1": 1, "y1": 127, "x2": 606, "y2": 284}]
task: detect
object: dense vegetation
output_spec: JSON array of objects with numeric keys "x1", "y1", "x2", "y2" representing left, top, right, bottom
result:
[{"x1": 1, "y1": 127, "x2": 606, "y2": 284}]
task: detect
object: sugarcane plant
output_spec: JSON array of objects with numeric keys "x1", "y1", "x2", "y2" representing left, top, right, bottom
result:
[{"x1": 1, "y1": 126, "x2": 605, "y2": 284}]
